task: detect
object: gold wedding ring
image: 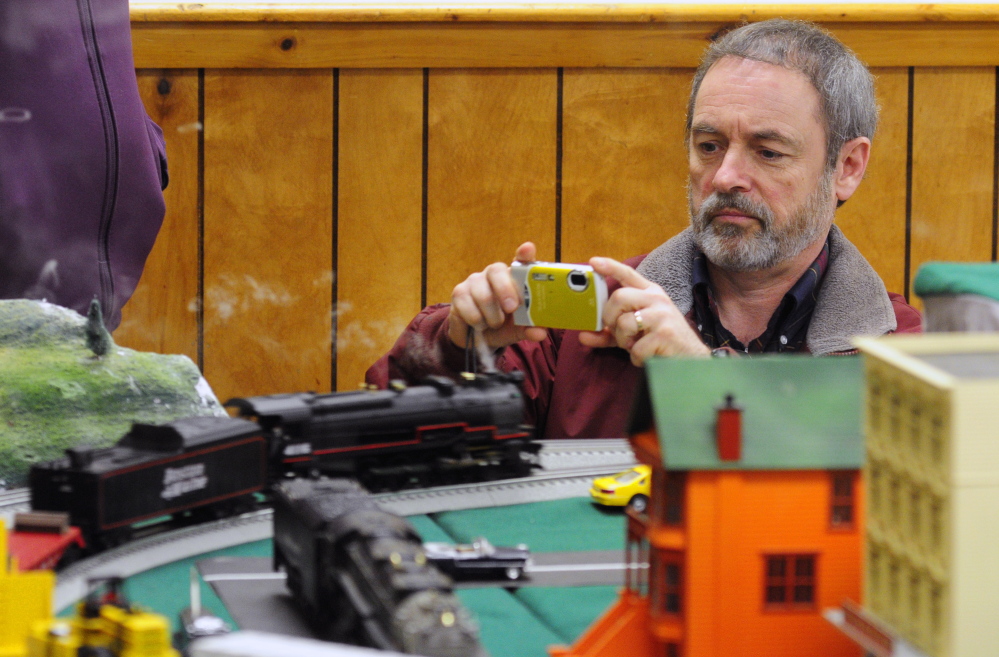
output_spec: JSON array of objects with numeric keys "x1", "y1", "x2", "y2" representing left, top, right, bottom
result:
[{"x1": 634, "y1": 309, "x2": 645, "y2": 333}]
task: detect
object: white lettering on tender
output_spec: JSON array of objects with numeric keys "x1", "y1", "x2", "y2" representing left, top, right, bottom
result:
[
  {"x1": 283, "y1": 443, "x2": 312, "y2": 457},
  {"x1": 161, "y1": 463, "x2": 209, "y2": 500}
]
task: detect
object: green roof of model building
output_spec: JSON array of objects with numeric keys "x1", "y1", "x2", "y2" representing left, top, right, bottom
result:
[
  {"x1": 914, "y1": 262, "x2": 999, "y2": 302},
  {"x1": 630, "y1": 356, "x2": 863, "y2": 471}
]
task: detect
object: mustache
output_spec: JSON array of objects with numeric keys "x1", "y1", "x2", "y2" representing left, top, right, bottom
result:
[{"x1": 694, "y1": 192, "x2": 774, "y2": 229}]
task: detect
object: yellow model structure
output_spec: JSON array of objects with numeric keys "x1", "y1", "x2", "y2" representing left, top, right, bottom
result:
[
  {"x1": 0, "y1": 520, "x2": 54, "y2": 657},
  {"x1": 853, "y1": 333, "x2": 999, "y2": 657},
  {"x1": 25, "y1": 580, "x2": 180, "y2": 657}
]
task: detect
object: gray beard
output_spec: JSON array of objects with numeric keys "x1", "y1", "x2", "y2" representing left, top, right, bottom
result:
[{"x1": 688, "y1": 174, "x2": 834, "y2": 272}]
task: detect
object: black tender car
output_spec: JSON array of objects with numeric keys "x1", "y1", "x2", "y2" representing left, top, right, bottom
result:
[
  {"x1": 29, "y1": 416, "x2": 268, "y2": 548},
  {"x1": 423, "y1": 538, "x2": 531, "y2": 581}
]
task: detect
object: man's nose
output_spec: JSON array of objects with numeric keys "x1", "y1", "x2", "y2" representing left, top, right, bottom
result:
[{"x1": 711, "y1": 148, "x2": 752, "y2": 194}]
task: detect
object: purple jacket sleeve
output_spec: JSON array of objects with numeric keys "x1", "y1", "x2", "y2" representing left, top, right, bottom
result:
[
  {"x1": 365, "y1": 303, "x2": 561, "y2": 431},
  {"x1": 0, "y1": 0, "x2": 167, "y2": 330}
]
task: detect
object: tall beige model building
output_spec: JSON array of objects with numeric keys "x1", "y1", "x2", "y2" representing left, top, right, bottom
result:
[{"x1": 851, "y1": 334, "x2": 999, "y2": 657}]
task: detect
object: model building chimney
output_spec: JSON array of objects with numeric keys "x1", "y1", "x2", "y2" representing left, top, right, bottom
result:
[{"x1": 716, "y1": 394, "x2": 742, "y2": 461}]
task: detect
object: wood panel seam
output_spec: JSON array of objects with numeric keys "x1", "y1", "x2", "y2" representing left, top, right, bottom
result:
[
  {"x1": 198, "y1": 68, "x2": 205, "y2": 371},
  {"x1": 421, "y1": 68, "x2": 430, "y2": 310},
  {"x1": 904, "y1": 66, "x2": 913, "y2": 302},
  {"x1": 332, "y1": 67, "x2": 340, "y2": 392},
  {"x1": 993, "y1": 65, "x2": 998, "y2": 262},
  {"x1": 556, "y1": 67, "x2": 564, "y2": 262}
]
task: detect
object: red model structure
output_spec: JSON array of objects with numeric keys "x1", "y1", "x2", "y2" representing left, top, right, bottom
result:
[
  {"x1": 6, "y1": 512, "x2": 85, "y2": 571},
  {"x1": 552, "y1": 357, "x2": 866, "y2": 657}
]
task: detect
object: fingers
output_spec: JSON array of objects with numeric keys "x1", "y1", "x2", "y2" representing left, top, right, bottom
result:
[
  {"x1": 606, "y1": 301, "x2": 658, "y2": 353},
  {"x1": 627, "y1": 324, "x2": 711, "y2": 365},
  {"x1": 521, "y1": 326, "x2": 549, "y2": 343},
  {"x1": 459, "y1": 242, "x2": 536, "y2": 328},
  {"x1": 447, "y1": 242, "x2": 547, "y2": 351},
  {"x1": 487, "y1": 263, "x2": 521, "y2": 315},
  {"x1": 514, "y1": 242, "x2": 537, "y2": 264},
  {"x1": 577, "y1": 329, "x2": 616, "y2": 349},
  {"x1": 601, "y1": 285, "x2": 667, "y2": 337},
  {"x1": 586, "y1": 289, "x2": 711, "y2": 364},
  {"x1": 446, "y1": 307, "x2": 472, "y2": 348},
  {"x1": 589, "y1": 256, "x2": 654, "y2": 291}
]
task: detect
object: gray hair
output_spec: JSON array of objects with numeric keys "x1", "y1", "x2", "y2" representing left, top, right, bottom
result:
[{"x1": 686, "y1": 19, "x2": 878, "y2": 170}]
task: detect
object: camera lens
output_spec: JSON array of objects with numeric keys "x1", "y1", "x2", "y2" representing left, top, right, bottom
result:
[{"x1": 567, "y1": 271, "x2": 589, "y2": 292}]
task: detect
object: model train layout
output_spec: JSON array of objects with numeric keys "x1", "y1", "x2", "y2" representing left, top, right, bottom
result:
[{"x1": 27, "y1": 372, "x2": 537, "y2": 553}]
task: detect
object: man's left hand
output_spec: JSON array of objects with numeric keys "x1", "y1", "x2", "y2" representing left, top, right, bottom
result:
[{"x1": 578, "y1": 257, "x2": 711, "y2": 366}]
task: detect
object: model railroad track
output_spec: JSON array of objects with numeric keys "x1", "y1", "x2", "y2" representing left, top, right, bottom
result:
[
  {"x1": 0, "y1": 439, "x2": 634, "y2": 519},
  {"x1": 535, "y1": 438, "x2": 635, "y2": 471},
  {"x1": 0, "y1": 487, "x2": 32, "y2": 511},
  {"x1": 24, "y1": 439, "x2": 635, "y2": 611}
]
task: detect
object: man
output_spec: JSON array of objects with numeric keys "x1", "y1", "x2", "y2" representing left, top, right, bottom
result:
[{"x1": 368, "y1": 19, "x2": 921, "y2": 438}]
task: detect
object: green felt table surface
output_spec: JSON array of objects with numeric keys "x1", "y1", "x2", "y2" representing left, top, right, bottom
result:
[{"x1": 112, "y1": 497, "x2": 625, "y2": 657}]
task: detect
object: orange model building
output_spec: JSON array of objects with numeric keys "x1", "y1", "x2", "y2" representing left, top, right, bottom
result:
[{"x1": 552, "y1": 357, "x2": 866, "y2": 657}]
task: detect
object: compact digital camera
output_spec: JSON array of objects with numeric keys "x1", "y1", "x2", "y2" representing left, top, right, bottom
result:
[{"x1": 510, "y1": 261, "x2": 608, "y2": 331}]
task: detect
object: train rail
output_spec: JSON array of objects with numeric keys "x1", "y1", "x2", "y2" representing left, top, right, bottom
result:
[
  {"x1": 3, "y1": 439, "x2": 635, "y2": 611},
  {"x1": 0, "y1": 487, "x2": 31, "y2": 517},
  {"x1": 0, "y1": 439, "x2": 634, "y2": 518}
]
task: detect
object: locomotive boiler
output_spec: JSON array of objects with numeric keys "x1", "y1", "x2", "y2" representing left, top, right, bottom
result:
[
  {"x1": 228, "y1": 372, "x2": 537, "y2": 489},
  {"x1": 272, "y1": 477, "x2": 485, "y2": 657}
]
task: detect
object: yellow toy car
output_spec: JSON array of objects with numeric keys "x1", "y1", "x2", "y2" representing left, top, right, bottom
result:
[{"x1": 589, "y1": 465, "x2": 652, "y2": 513}]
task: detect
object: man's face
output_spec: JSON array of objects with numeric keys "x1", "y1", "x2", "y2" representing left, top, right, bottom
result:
[{"x1": 687, "y1": 56, "x2": 836, "y2": 272}]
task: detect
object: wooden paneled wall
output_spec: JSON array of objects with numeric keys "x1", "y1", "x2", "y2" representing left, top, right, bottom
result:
[{"x1": 115, "y1": 5, "x2": 999, "y2": 402}]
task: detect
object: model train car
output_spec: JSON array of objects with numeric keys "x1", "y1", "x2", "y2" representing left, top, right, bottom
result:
[
  {"x1": 30, "y1": 416, "x2": 267, "y2": 548},
  {"x1": 229, "y1": 373, "x2": 536, "y2": 489},
  {"x1": 28, "y1": 373, "x2": 535, "y2": 551},
  {"x1": 272, "y1": 478, "x2": 484, "y2": 657}
]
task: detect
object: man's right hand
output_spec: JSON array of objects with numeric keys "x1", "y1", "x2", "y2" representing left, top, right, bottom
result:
[{"x1": 447, "y1": 242, "x2": 549, "y2": 350}]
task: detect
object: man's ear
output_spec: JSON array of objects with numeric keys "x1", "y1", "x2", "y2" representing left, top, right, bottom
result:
[{"x1": 834, "y1": 137, "x2": 871, "y2": 203}]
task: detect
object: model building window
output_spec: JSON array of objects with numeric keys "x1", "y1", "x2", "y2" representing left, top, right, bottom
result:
[
  {"x1": 868, "y1": 463, "x2": 883, "y2": 516},
  {"x1": 764, "y1": 555, "x2": 816, "y2": 608},
  {"x1": 663, "y1": 562, "x2": 682, "y2": 613},
  {"x1": 830, "y1": 471, "x2": 854, "y2": 527},
  {"x1": 650, "y1": 549, "x2": 682, "y2": 615},
  {"x1": 660, "y1": 471, "x2": 685, "y2": 526},
  {"x1": 909, "y1": 402, "x2": 922, "y2": 456}
]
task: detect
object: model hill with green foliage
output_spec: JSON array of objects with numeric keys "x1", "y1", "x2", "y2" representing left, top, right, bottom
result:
[{"x1": 0, "y1": 299, "x2": 225, "y2": 488}]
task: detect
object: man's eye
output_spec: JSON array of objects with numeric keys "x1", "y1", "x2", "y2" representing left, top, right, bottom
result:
[
  {"x1": 698, "y1": 142, "x2": 719, "y2": 154},
  {"x1": 759, "y1": 149, "x2": 784, "y2": 161}
]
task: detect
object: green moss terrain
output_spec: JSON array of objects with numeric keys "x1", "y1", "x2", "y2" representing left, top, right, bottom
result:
[{"x1": 0, "y1": 300, "x2": 225, "y2": 488}]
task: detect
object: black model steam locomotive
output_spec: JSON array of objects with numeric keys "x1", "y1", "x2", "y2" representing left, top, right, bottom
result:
[
  {"x1": 272, "y1": 478, "x2": 485, "y2": 657},
  {"x1": 29, "y1": 373, "x2": 536, "y2": 549},
  {"x1": 229, "y1": 373, "x2": 535, "y2": 489}
]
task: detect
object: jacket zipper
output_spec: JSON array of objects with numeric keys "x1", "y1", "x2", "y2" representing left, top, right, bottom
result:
[{"x1": 78, "y1": 0, "x2": 119, "y2": 323}]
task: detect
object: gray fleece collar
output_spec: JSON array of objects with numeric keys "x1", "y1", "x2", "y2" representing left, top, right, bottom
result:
[{"x1": 634, "y1": 225, "x2": 896, "y2": 355}]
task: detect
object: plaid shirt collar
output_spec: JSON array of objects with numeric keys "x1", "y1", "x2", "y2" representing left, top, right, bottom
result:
[{"x1": 691, "y1": 236, "x2": 831, "y2": 353}]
